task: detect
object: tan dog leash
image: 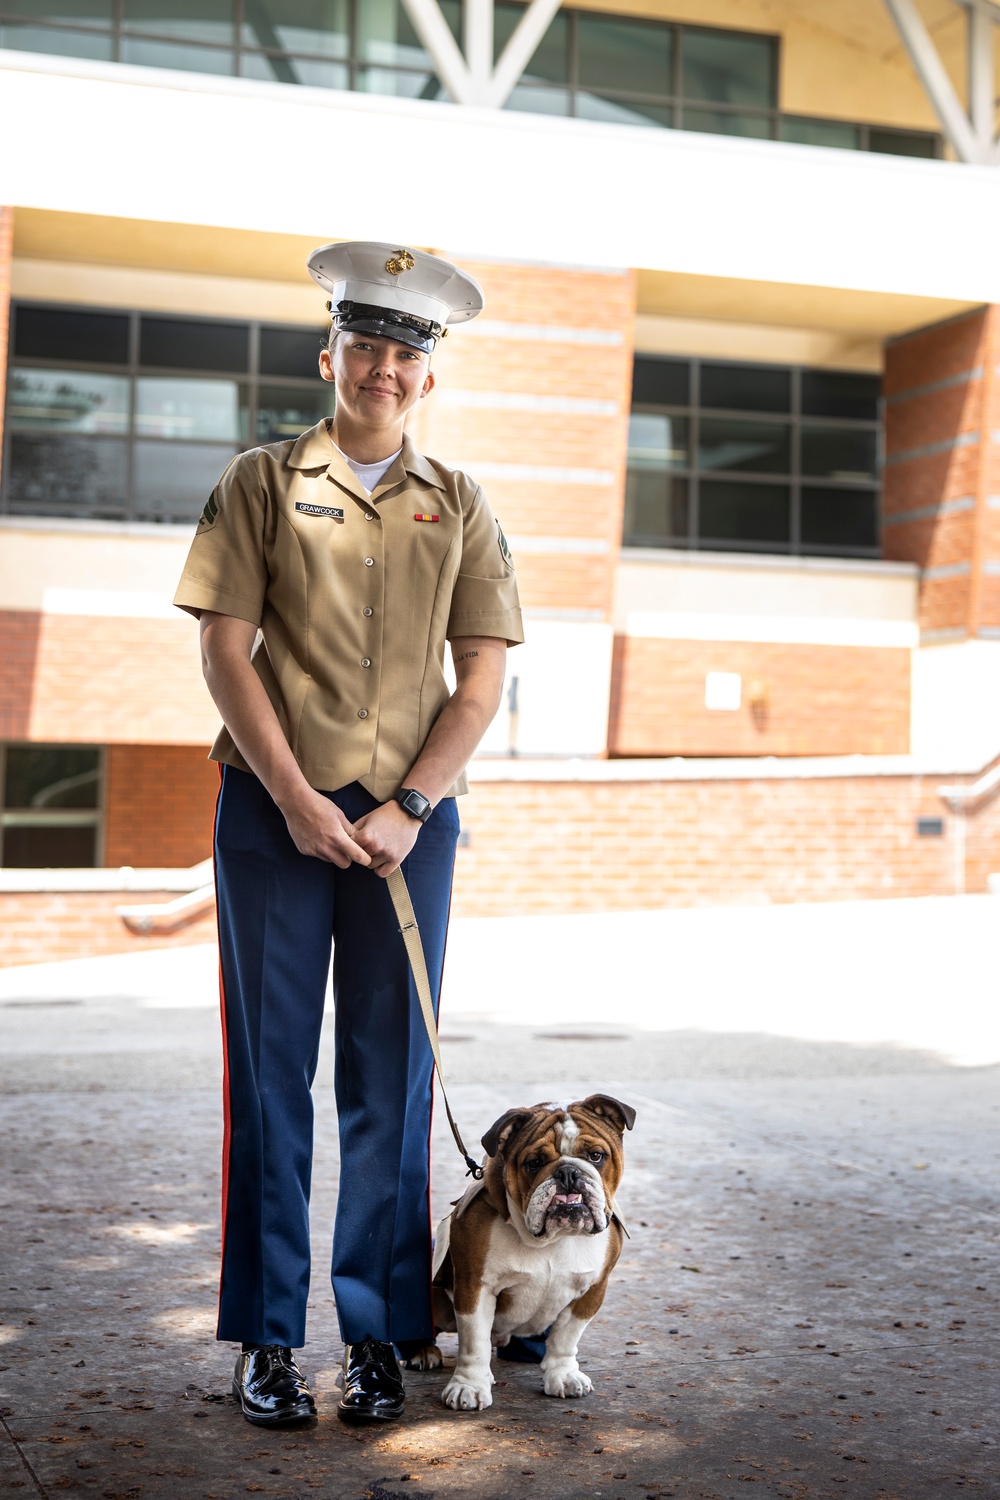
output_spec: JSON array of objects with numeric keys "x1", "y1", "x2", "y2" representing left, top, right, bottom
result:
[{"x1": 386, "y1": 865, "x2": 485, "y2": 1181}]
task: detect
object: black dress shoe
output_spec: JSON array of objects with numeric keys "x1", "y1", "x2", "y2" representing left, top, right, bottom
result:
[
  {"x1": 337, "y1": 1336, "x2": 405, "y2": 1422},
  {"x1": 232, "y1": 1345, "x2": 317, "y2": 1425}
]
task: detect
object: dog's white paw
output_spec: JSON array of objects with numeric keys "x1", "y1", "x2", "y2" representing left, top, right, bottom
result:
[
  {"x1": 442, "y1": 1372, "x2": 493, "y2": 1411},
  {"x1": 542, "y1": 1365, "x2": 593, "y2": 1399}
]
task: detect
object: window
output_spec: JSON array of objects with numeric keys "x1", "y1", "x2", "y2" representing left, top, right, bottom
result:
[
  {"x1": 0, "y1": 1, "x2": 943, "y2": 158},
  {"x1": 497, "y1": 5, "x2": 777, "y2": 138},
  {"x1": 0, "y1": 744, "x2": 103, "y2": 867},
  {"x1": 1, "y1": 304, "x2": 334, "y2": 524},
  {"x1": 624, "y1": 356, "x2": 881, "y2": 557},
  {"x1": 780, "y1": 116, "x2": 940, "y2": 158},
  {"x1": 0, "y1": 0, "x2": 457, "y2": 96}
]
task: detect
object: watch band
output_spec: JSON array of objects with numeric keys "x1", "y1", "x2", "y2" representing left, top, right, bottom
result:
[{"x1": 397, "y1": 787, "x2": 433, "y2": 823}]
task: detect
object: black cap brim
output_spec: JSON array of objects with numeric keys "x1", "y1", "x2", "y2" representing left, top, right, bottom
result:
[
  {"x1": 333, "y1": 303, "x2": 439, "y2": 354},
  {"x1": 338, "y1": 316, "x2": 434, "y2": 353}
]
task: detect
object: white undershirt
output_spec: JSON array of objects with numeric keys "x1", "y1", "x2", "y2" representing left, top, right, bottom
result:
[{"x1": 332, "y1": 441, "x2": 402, "y2": 496}]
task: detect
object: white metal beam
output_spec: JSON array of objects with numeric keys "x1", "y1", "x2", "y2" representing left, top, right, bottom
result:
[
  {"x1": 463, "y1": 0, "x2": 494, "y2": 94},
  {"x1": 486, "y1": 0, "x2": 564, "y2": 108},
  {"x1": 966, "y1": 1, "x2": 997, "y2": 146},
  {"x1": 400, "y1": 0, "x2": 562, "y2": 109},
  {"x1": 399, "y1": 0, "x2": 474, "y2": 104},
  {"x1": 884, "y1": 0, "x2": 999, "y2": 164}
]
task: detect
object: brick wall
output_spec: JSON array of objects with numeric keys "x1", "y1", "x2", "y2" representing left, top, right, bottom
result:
[
  {"x1": 3, "y1": 765, "x2": 997, "y2": 965},
  {"x1": 0, "y1": 891, "x2": 216, "y2": 967},
  {"x1": 608, "y1": 638, "x2": 911, "y2": 757},
  {"x1": 883, "y1": 306, "x2": 1000, "y2": 638},
  {"x1": 409, "y1": 257, "x2": 635, "y2": 620},
  {"x1": 450, "y1": 770, "x2": 999, "y2": 917},
  {"x1": 0, "y1": 610, "x2": 43, "y2": 740},
  {"x1": 104, "y1": 744, "x2": 218, "y2": 868},
  {"x1": 0, "y1": 610, "x2": 220, "y2": 744}
]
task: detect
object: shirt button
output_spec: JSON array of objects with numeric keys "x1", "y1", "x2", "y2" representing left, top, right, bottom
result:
[
  {"x1": 364, "y1": 511, "x2": 375, "y2": 521},
  {"x1": 361, "y1": 658, "x2": 371, "y2": 668},
  {"x1": 363, "y1": 607, "x2": 373, "y2": 617},
  {"x1": 358, "y1": 708, "x2": 369, "y2": 719},
  {"x1": 364, "y1": 557, "x2": 374, "y2": 567}
]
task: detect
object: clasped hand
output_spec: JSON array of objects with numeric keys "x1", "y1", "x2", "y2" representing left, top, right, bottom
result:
[{"x1": 282, "y1": 788, "x2": 421, "y2": 877}]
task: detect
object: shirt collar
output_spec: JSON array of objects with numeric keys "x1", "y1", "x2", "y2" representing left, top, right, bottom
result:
[{"x1": 286, "y1": 422, "x2": 446, "y2": 496}]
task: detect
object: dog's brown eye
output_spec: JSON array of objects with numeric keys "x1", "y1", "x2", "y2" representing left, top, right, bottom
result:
[
  {"x1": 524, "y1": 1157, "x2": 544, "y2": 1175},
  {"x1": 587, "y1": 1151, "x2": 606, "y2": 1166}
]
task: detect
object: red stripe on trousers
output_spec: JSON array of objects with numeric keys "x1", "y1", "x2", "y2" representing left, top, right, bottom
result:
[{"x1": 212, "y1": 765, "x2": 233, "y2": 1327}]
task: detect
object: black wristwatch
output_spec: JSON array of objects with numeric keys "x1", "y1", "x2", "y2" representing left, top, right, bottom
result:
[{"x1": 396, "y1": 787, "x2": 433, "y2": 824}]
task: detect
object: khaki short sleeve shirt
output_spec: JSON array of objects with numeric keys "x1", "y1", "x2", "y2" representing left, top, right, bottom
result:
[{"x1": 173, "y1": 422, "x2": 523, "y2": 800}]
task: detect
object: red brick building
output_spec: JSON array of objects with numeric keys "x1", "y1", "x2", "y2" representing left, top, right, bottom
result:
[{"x1": 1, "y1": 2, "x2": 999, "y2": 962}]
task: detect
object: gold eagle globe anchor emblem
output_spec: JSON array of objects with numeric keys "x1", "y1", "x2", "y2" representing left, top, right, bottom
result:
[{"x1": 385, "y1": 249, "x2": 416, "y2": 277}]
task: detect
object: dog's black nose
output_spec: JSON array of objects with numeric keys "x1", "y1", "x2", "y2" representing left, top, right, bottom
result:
[{"x1": 554, "y1": 1161, "x2": 584, "y2": 1191}]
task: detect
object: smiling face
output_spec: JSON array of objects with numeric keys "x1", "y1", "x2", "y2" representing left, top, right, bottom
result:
[
  {"x1": 319, "y1": 330, "x2": 434, "y2": 440},
  {"x1": 482, "y1": 1095, "x2": 635, "y2": 1242}
]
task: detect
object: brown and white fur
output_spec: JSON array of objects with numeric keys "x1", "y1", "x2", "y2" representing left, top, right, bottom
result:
[{"x1": 411, "y1": 1095, "x2": 635, "y2": 1411}]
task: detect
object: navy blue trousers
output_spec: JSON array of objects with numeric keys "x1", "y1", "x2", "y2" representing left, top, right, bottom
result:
[{"x1": 213, "y1": 766, "x2": 459, "y2": 1349}]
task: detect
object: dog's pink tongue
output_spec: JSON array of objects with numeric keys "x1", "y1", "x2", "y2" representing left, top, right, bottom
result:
[{"x1": 553, "y1": 1193, "x2": 583, "y2": 1204}]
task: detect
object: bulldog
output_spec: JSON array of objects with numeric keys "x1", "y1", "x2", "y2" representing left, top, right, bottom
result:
[{"x1": 414, "y1": 1094, "x2": 635, "y2": 1411}]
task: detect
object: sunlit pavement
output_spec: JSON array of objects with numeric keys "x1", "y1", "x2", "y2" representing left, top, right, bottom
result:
[{"x1": 1, "y1": 895, "x2": 998, "y2": 1498}]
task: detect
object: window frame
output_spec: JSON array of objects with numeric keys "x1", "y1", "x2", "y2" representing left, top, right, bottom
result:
[
  {"x1": 0, "y1": 2, "x2": 944, "y2": 157},
  {"x1": 0, "y1": 0, "x2": 458, "y2": 95},
  {"x1": 1, "y1": 301, "x2": 331, "y2": 524},
  {"x1": 0, "y1": 742, "x2": 106, "y2": 868},
  {"x1": 625, "y1": 354, "x2": 883, "y2": 559}
]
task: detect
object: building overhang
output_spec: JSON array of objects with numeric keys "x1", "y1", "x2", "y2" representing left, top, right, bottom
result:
[{"x1": 0, "y1": 48, "x2": 998, "y2": 324}]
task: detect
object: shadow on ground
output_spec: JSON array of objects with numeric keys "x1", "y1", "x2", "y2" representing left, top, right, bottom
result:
[{"x1": 1, "y1": 996, "x2": 998, "y2": 1498}]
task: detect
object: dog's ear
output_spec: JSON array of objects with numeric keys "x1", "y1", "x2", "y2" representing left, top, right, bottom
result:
[
  {"x1": 577, "y1": 1094, "x2": 636, "y2": 1134},
  {"x1": 482, "y1": 1107, "x2": 534, "y2": 1158}
]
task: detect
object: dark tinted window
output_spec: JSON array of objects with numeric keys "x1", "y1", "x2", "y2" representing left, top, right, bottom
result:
[
  {"x1": 623, "y1": 472, "x2": 688, "y2": 543},
  {"x1": 801, "y1": 487, "x2": 879, "y2": 550},
  {"x1": 801, "y1": 426, "x2": 878, "y2": 481},
  {"x1": 6, "y1": 434, "x2": 128, "y2": 520},
  {"x1": 625, "y1": 353, "x2": 881, "y2": 558},
  {"x1": 140, "y1": 316, "x2": 249, "y2": 372},
  {"x1": 631, "y1": 358, "x2": 689, "y2": 407},
  {"x1": 701, "y1": 362, "x2": 790, "y2": 412},
  {"x1": 256, "y1": 382, "x2": 335, "y2": 443},
  {"x1": 14, "y1": 306, "x2": 129, "y2": 365},
  {"x1": 780, "y1": 116, "x2": 858, "y2": 149},
  {"x1": 868, "y1": 127, "x2": 937, "y2": 158},
  {"x1": 801, "y1": 370, "x2": 880, "y2": 420},
  {"x1": 2, "y1": 0, "x2": 113, "y2": 19},
  {"x1": 680, "y1": 28, "x2": 774, "y2": 106},
  {"x1": 121, "y1": 0, "x2": 233, "y2": 42},
  {"x1": 578, "y1": 14, "x2": 672, "y2": 94},
  {"x1": 494, "y1": 1, "x2": 568, "y2": 81},
  {"x1": 2, "y1": 824, "x2": 98, "y2": 866},
  {"x1": 4, "y1": 745, "x2": 100, "y2": 808},
  {"x1": 259, "y1": 326, "x2": 326, "y2": 379},
  {"x1": 699, "y1": 418, "x2": 790, "y2": 474},
  {"x1": 700, "y1": 480, "x2": 790, "y2": 545}
]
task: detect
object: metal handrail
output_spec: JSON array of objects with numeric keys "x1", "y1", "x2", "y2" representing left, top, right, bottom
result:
[{"x1": 938, "y1": 755, "x2": 1000, "y2": 811}]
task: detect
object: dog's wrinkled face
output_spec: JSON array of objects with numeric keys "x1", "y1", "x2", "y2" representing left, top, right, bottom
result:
[{"x1": 482, "y1": 1095, "x2": 635, "y2": 1240}]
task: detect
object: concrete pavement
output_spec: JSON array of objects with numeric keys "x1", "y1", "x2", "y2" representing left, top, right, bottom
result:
[{"x1": 1, "y1": 895, "x2": 998, "y2": 1498}]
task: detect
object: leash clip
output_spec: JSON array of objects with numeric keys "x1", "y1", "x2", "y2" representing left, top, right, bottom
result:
[{"x1": 465, "y1": 1158, "x2": 485, "y2": 1180}]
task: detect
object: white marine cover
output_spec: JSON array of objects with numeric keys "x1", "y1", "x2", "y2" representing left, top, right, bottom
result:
[{"x1": 307, "y1": 240, "x2": 484, "y2": 327}]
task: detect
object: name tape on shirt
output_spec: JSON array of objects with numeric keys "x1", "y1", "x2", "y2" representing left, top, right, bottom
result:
[{"x1": 295, "y1": 502, "x2": 345, "y2": 519}]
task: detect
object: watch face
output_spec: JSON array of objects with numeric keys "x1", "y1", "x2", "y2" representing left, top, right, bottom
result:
[{"x1": 401, "y1": 789, "x2": 431, "y2": 821}]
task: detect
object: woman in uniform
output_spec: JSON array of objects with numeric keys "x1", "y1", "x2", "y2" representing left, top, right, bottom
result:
[{"x1": 173, "y1": 242, "x2": 523, "y2": 1425}]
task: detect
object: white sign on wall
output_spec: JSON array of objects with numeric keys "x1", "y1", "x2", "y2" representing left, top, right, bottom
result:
[{"x1": 705, "y1": 671, "x2": 742, "y2": 711}]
